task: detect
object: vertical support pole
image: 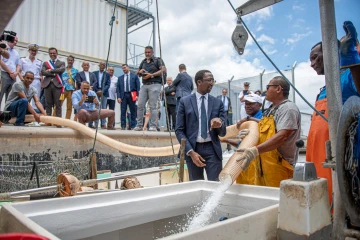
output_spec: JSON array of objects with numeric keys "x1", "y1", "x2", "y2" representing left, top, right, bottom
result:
[
  {"x1": 89, "y1": 153, "x2": 98, "y2": 189},
  {"x1": 318, "y1": 0, "x2": 343, "y2": 239},
  {"x1": 291, "y1": 61, "x2": 297, "y2": 103},
  {"x1": 152, "y1": 17, "x2": 156, "y2": 54},
  {"x1": 125, "y1": 0, "x2": 129, "y2": 64},
  {"x1": 260, "y1": 69, "x2": 265, "y2": 92},
  {"x1": 179, "y1": 138, "x2": 186, "y2": 183}
]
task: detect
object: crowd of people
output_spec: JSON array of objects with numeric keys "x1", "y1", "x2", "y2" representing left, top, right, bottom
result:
[{"x1": 0, "y1": 20, "x2": 359, "y2": 196}]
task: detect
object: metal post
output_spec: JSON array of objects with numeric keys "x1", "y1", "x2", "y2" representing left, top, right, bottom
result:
[
  {"x1": 318, "y1": 0, "x2": 344, "y2": 239},
  {"x1": 260, "y1": 69, "x2": 265, "y2": 91},
  {"x1": 291, "y1": 61, "x2": 297, "y2": 103},
  {"x1": 152, "y1": 16, "x2": 156, "y2": 54},
  {"x1": 125, "y1": 0, "x2": 129, "y2": 64},
  {"x1": 179, "y1": 139, "x2": 186, "y2": 183}
]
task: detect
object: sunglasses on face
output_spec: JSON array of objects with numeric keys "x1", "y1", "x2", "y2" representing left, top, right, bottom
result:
[{"x1": 266, "y1": 84, "x2": 280, "y2": 90}]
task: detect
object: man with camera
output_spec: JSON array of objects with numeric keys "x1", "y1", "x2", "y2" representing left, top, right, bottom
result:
[
  {"x1": 72, "y1": 81, "x2": 115, "y2": 130},
  {"x1": 134, "y1": 46, "x2": 166, "y2": 131},
  {"x1": 0, "y1": 31, "x2": 20, "y2": 108},
  {"x1": 4, "y1": 71, "x2": 46, "y2": 126}
]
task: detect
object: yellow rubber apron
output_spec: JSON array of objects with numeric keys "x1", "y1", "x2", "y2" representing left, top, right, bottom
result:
[{"x1": 254, "y1": 104, "x2": 294, "y2": 187}]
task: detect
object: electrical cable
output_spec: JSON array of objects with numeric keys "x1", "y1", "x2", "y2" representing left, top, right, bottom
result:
[
  {"x1": 155, "y1": 0, "x2": 181, "y2": 181},
  {"x1": 91, "y1": 1, "x2": 118, "y2": 155},
  {"x1": 226, "y1": 0, "x2": 328, "y2": 123}
]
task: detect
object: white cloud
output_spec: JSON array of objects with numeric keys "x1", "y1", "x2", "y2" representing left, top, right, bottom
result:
[
  {"x1": 286, "y1": 31, "x2": 312, "y2": 45},
  {"x1": 127, "y1": 0, "x2": 268, "y2": 82},
  {"x1": 256, "y1": 24, "x2": 264, "y2": 32},
  {"x1": 294, "y1": 61, "x2": 325, "y2": 113},
  {"x1": 293, "y1": 4, "x2": 305, "y2": 11},
  {"x1": 257, "y1": 34, "x2": 275, "y2": 45},
  {"x1": 286, "y1": 14, "x2": 293, "y2": 21}
]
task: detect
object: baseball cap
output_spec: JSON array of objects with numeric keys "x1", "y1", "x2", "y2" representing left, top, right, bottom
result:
[{"x1": 244, "y1": 93, "x2": 263, "y2": 103}]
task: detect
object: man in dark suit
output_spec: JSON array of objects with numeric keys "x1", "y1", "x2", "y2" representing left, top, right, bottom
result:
[
  {"x1": 175, "y1": 70, "x2": 226, "y2": 181},
  {"x1": 117, "y1": 64, "x2": 140, "y2": 130},
  {"x1": 93, "y1": 62, "x2": 110, "y2": 128},
  {"x1": 172, "y1": 63, "x2": 193, "y2": 111},
  {"x1": 75, "y1": 61, "x2": 97, "y2": 89},
  {"x1": 164, "y1": 77, "x2": 176, "y2": 131},
  {"x1": 216, "y1": 88, "x2": 232, "y2": 126},
  {"x1": 41, "y1": 47, "x2": 65, "y2": 118}
]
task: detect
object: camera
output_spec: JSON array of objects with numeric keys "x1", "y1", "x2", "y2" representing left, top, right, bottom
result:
[
  {"x1": 0, "y1": 30, "x2": 17, "y2": 44},
  {"x1": 138, "y1": 71, "x2": 148, "y2": 77},
  {"x1": 0, "y1": 111, "x2": 12, "y2": 123},
  {"x1": 85, "y1": 96, "x2": 95, "y2": 103}
]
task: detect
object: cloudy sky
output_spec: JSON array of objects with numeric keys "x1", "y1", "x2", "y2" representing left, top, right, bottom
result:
[{"x1": 128, "y1": 0, "x2": 360, "y2": 113}]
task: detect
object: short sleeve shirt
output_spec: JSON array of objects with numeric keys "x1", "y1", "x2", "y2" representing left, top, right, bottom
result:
[
  {"x1": 4, "y1": 81, "x2": 37, "y2": 110},
  {"x1": 19, "y1": 57, "x2": 42, "y2": 79},
  {"x1": 1, "y1": 46, "x2": 20, "y2": 72},
  {"x1": 265, "y1": 101, "x2": 301, "y2": 165}
]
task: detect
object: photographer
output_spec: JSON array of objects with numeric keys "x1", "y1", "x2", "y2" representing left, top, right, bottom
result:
[
  {"x1": 0, "y1": 41, "x2": 10, "y2": 59},
  {"x1": 72, "y1": 81, "x2": 115, "y2": 130},
  {"x1": 0, "y1": 31, "x2": 20, "y2": 108},
  {"x1": 133, "y1": 46, "x2": 166, "y2": 131}
]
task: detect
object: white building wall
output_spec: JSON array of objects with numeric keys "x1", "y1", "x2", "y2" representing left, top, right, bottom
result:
[{"x1": 6, "y1": 0, "x2": 127, "y2": 64}]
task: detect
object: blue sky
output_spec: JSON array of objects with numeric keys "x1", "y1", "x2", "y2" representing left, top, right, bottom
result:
[{"x1": 241, "y1": 0, "x2": 360, "y2": 70}]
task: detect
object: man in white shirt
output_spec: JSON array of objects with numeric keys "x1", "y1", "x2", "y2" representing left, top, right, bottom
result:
[
  {"x1": 238, "y1": 82, "x2": 253, "y2": 120},
  {"x1": 18, "y1": 43, "x2": 42, "y2": 110},
  {"x1": 107, "y1": 66, "x2": 117, "y2": 111},
  {"x1": 0, "y1": 35, "x2": 20, "y2": 108}
]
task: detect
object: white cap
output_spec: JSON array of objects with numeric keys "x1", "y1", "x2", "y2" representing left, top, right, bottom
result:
[{"x1": 244, "y1": 93, "x2": 263, "y2": 103}]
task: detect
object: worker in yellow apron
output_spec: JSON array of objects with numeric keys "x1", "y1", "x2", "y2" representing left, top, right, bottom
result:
[{"x1": 254, "y1": 102, "x2": 294, "y2": 187}]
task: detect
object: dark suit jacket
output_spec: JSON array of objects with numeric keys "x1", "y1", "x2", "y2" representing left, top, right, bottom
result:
[
  {"x1": 173, "y1": 72, "x2": 194, "y2": 99},
  {"x1": 116, "y1": 72, "x2": 140, "y2": 100},
  {"x1": 175, "y1": 93, "x2": 226, "y2": 161},
  {"x1": 41, "y1": 59, "x2": 65, "y2": 88},
  {"x1": 93, "y1": 70, "x2": 111, "y2": 98},
  {"x1": 75, "y1": 71, "x2": 97, "y2": 89},
  {"x1": 216, "y1": 95, "x2": 232, "y2": 112},
  {"x1": 164, "y1": 85, "x2": 176, "y2": 106}
]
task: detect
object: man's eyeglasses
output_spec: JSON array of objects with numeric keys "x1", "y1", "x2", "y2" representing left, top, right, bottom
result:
[
  {"x1": 203, "y1": 79, "x2": 215, "y2": 84},
  {"x1": 266, "y1": 84, "x2": 280, "y2": 90}
]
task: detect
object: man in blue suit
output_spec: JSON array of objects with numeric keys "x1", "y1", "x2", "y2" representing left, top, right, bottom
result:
[
  {"x1": 172, "y1": 63, "x2": 193, "y2": 111},
  {"x1": 175, "y1": 70, "x2": 226, "y2": 181},
  {"x1": 117, "y1": 64, "x2": 140, "y2": 130},
  {"x1": 92, "y1": 62, "x2": 110, "y2": 128}
]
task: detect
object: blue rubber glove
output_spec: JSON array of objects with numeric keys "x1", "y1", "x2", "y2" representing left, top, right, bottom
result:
[{"x1": 340, "y1": 21, "x2": 360, "y2": 69}]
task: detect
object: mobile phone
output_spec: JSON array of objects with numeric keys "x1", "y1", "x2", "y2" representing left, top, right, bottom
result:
[
  {"x1": 85, "y1": 96, "x2": 95, "y2": 103},
  {"x1": 243, "y1": 90, "x2": 249, "y2": 95}
]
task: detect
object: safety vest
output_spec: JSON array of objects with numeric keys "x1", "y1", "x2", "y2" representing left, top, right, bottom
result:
[
  {"x1": 306, "y1": 92, "x2": 332, "y2": 205},
  {"x1": 254, "y1": 101, "x2": 294, "y2": 187}
]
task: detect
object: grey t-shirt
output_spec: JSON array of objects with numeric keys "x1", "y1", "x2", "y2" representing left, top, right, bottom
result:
[
  {"x1": 265, "y1": 100, "x2": 301, "y2": 165},
  {"x1": 4, "y1": 81, "x2": 38, "y2": 110}
]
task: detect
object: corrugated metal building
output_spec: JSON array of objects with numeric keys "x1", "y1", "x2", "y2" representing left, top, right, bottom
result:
[{"x1": 6, "y1": 0, "x2": 127, "y2": 66}]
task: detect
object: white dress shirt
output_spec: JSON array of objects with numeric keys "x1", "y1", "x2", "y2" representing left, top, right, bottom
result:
[
  {"x1": 108, "y1": 75, "x2": 118, "y2": 100},
  {"x1": 124, "y1": 73, "x2": 130, "y2": 92},
  {"x1": 195, "y1": 92, "x2": 211, "y2": 143},
  {"x1": 84, "y1": 71, "x2": 90, "y2": 83}
]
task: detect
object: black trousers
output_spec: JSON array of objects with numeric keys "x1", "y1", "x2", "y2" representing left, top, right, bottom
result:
[
  {"x1": 166, "y1": 104, "x2": 176, "y2": 130},
  {"x1": 44, "y1": 82, "x2": 61, "y2": 117},
  {"x1": 186, "y1": 142, "x2": 222, "y2": 181}
]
